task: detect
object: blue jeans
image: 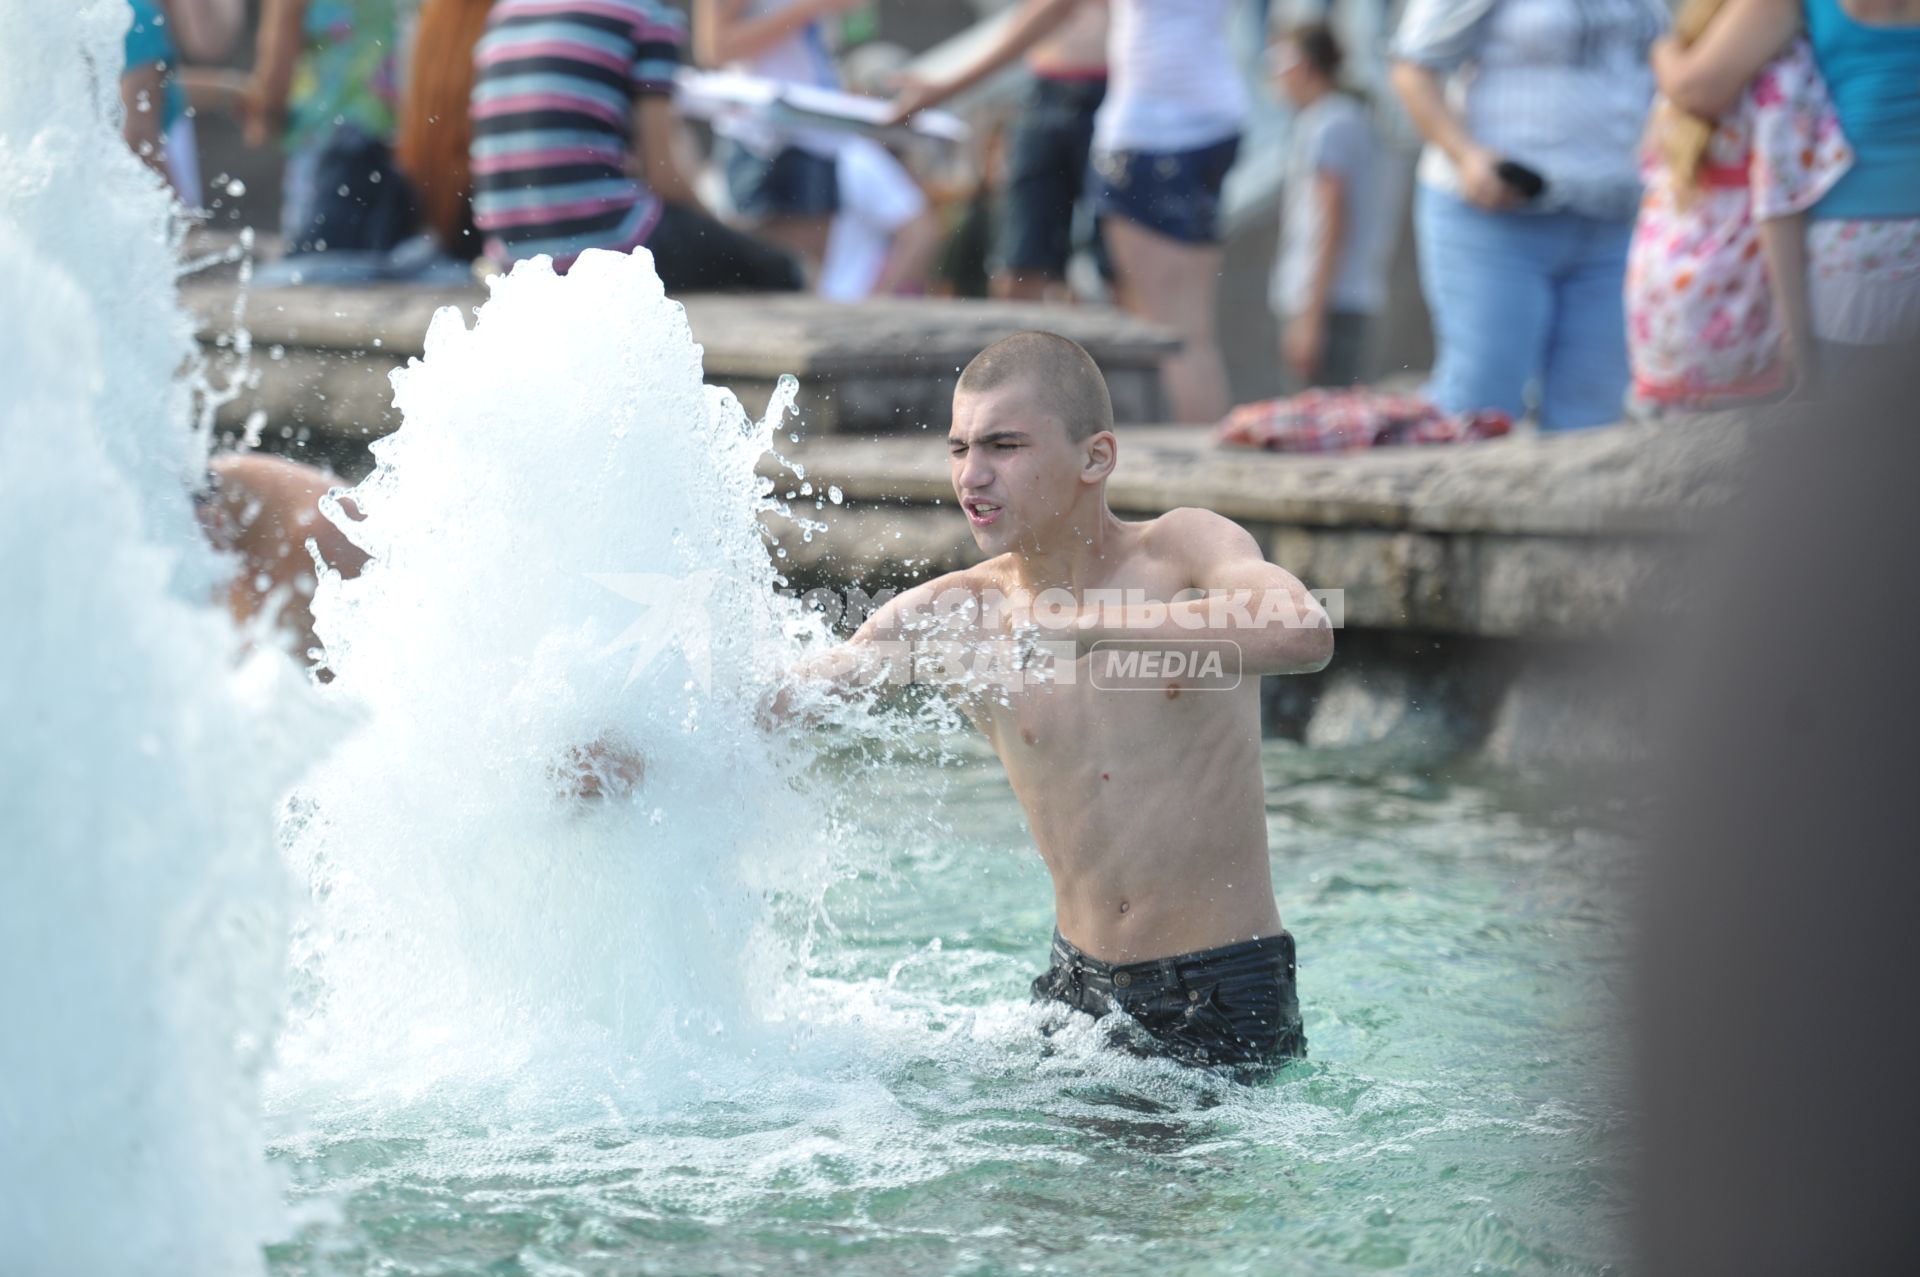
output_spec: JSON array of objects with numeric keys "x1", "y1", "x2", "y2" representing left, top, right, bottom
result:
[{"x1": 1415, "y1": 185, "x2": 1635, "y2": 431}]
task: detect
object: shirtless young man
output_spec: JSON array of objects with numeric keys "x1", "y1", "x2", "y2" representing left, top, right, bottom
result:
[{"x1": 779, "y1": 332, "x2": 1333, "y2": 1069}]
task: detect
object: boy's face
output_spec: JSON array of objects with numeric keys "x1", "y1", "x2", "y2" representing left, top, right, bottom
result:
[{"x1": 948, "y1": 382, "x2": 1091, "y2": 554}]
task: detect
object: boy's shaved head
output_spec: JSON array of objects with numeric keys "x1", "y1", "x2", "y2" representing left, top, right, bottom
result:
[{"x1": 955, "y1": 331, "x2": 1114, "y2": 441}]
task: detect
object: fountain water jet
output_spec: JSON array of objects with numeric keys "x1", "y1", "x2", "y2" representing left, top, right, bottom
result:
[
  {"x1": 0, "y1": 3, "x2": 331, "y2": 1272},
  {"x1": 274, "y1": 249, "x2": 828, "y2": 1122}
]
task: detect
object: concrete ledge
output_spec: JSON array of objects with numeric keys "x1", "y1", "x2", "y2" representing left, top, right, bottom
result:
[
  {"x1": 765, "y1": 419, "x2": 1745, "y2": 538},
  {"x1": 182, "y1": 283, "x2": 1178, "y2": 439},
  {"x1": 761, "y1": 419, "x2": 1735, "y2": 639}
]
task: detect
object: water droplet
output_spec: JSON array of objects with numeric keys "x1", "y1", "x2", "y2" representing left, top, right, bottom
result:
[
  {"x1": 224, "y1": 178, "x2": 246, "y2": 198},
  {"x1": 827, "y1": 486, "x2": 843, "y2": 505}
]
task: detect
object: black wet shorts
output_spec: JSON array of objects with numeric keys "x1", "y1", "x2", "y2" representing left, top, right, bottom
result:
[
  {"x1": 999, "y1": 72, "x2": 1105, "y2": 276},
  {"x1": 1031, "y1": 928, "x2": 1306, "y2": 1071}
]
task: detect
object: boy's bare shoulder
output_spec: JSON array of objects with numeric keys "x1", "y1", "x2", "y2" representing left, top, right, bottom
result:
[
  {"x1": 904, "y1": 558, "x2": 1009, "y2": 604},
  {"x1": 1139, "y1": 506, "x2": 1263, "y2": 563},
  {"x1": 854, "y1": 560, "x2": 1006, "y2": 638}
]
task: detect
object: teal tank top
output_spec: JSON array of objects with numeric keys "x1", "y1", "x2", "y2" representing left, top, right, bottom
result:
[
  {"x1": 124, "y1": 0, "x2": 187, "y2": 132},
  {"x1": 1807, "y1": 0, "x2": 1920, "y2": 219}
]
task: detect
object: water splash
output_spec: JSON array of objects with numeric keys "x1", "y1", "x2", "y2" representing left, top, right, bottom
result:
[
  {"x1": 275, "y1": 249, "x2": 829, "y2": 1120},
  {"x1": 0, "y1": 3, "x2": 330, "y2": 1272}
]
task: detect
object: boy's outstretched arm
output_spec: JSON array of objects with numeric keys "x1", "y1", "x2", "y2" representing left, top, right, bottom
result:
[
  {"x1": 1059, "y1": 508, "x2": 1334, "y2": 677},
  {"x1": 761, "y1": 571, "x2": 986, "y2": 726}
]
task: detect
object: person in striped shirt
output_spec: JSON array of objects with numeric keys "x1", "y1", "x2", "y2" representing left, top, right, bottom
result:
[{"x1": 471, "y1": 0, "x2": 803, "y2": 289}]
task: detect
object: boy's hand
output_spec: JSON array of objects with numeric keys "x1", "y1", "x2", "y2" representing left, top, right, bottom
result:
[{"x1": 561, "y1": 738, "x2": 647, "y2": 801}]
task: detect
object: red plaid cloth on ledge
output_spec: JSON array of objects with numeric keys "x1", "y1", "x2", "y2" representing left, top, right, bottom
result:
[{"x1": 1218, "y1": 388, "x2": 1512, "y2": 453}]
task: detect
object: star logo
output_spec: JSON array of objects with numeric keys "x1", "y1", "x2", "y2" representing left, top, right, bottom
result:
[{"x1": 588, "y1": 570, "x2": 720, "y2": 692}]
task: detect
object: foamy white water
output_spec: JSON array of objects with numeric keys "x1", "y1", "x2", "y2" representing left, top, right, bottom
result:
[
  {"x1": 0, "y1": 3, "x2": 328, "y2": 1273},
  {"x1": 274, "y1": 249, "x2": 827, "y2": 1120}
]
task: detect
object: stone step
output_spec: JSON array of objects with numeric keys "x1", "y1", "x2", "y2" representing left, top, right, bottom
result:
[
  {"x1": 182, "y1": 281, "x2": 1178, "y2": 442},
  {"x1": 760, "y1": 418, "x2": 1746, "y2": 640}
]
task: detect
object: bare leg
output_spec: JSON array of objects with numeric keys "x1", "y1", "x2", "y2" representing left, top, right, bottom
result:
[
  {"x1": 871, "y1": 206, "x2": 944, "y2": 298},
  {"x1": 1102, "y1": 216, "x2": 1230, "y2": 423},
  {"x1": 1759, "y1": 212, "x2": 1814, "y2": 396},
  {"x1": 197, "y1": 453, "x2": 367, "y2": 659},
  {"x1": 991, "y1": 270, "x2": 1060, "y2": 302}
]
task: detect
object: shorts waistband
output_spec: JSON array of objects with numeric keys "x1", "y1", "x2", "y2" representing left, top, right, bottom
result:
[
  {"x1": 1049, "y1": 928, "x2": 1295, "y2": 988},
  {"x1": 1033, "y1": 66, "x2": 1109, "y2": 84}
]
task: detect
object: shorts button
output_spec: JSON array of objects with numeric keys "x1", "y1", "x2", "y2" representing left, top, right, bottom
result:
[{"x1": 1113, "y1": 971, "x2": 1132, "y2": 988}]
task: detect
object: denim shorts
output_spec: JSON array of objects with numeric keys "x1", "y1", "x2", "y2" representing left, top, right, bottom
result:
[
  {"x1": 1032, "y1": 928, "x2": 1305, "y2": 1071},
  {"x1": 719, "y1": 138, "x2": 839, "y2": 219},
  {"x1": 1090, "y1": 133, "x2": 1240, "y2": 246},
  {"x1": 999, "y1": 73, "x2": 1105, "y2": 275},
  {"x1": 280, "y1": 122, "x2": 417, "y2": 256}
]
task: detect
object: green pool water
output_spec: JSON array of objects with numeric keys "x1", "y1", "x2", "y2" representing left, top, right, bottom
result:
[{"x1": 265, "y1": 738, "x2": 1637, "y2": 1276}]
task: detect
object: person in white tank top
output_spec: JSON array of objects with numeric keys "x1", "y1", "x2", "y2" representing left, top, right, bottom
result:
[
  {"x1": 693, "y1": 0, "x2": 867, "y2": 272},
  {"x1": 1095, "y1": 0, "x2": 1246, "y2": 155},
  {"x1": 892, "y1": 0, "x2": 1248, "y2": 424}
]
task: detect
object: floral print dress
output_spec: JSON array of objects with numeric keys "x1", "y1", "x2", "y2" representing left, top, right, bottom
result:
[
  {"x1": 1626, "y1": 40, "x2": 1852, "y2": 405},
  {"x1": 287, "y1": 0, "x2": 406, "y2": 150}
]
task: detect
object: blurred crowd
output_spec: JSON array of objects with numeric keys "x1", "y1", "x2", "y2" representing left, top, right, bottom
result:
[{"x1": 120, "y1": 1, "x2": 1919, "y2": 428}]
